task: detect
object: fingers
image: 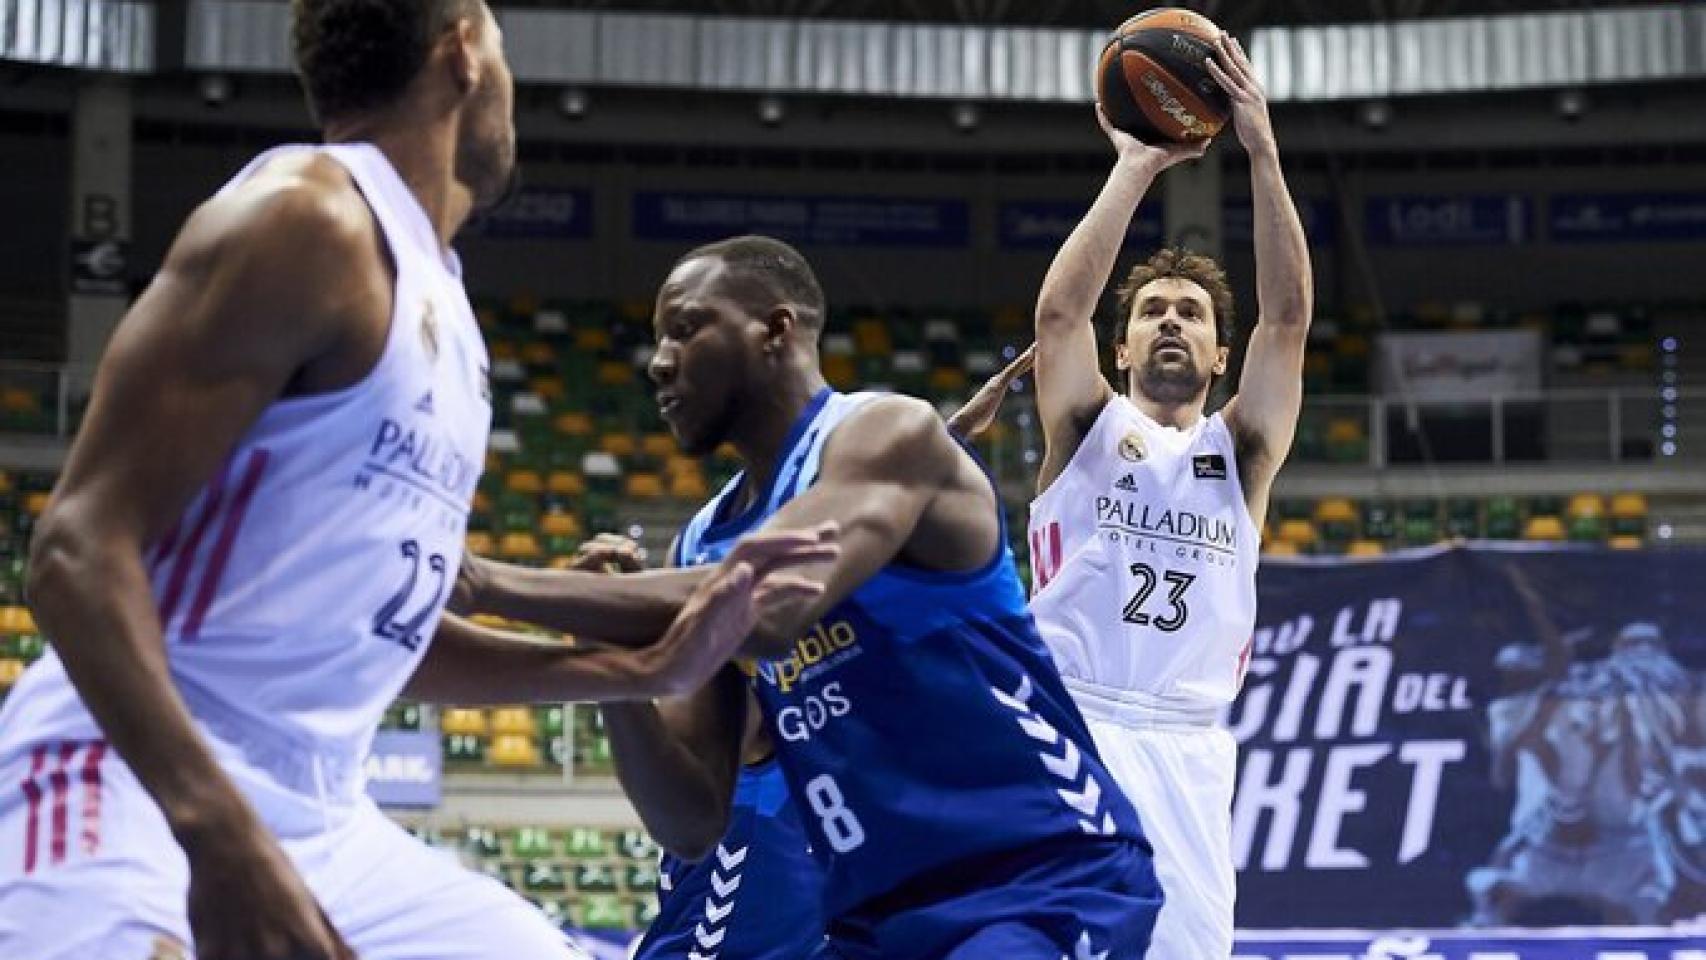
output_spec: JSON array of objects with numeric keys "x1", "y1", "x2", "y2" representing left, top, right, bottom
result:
[
  {"x1": 1213, "y1": 32, "x2": 1258, "y2": 95},
  {"x1": 1204, "y1": 54, "x2": 1238, "y2": 98},
  {"x1": 1094, "y1": 102, "x2": 1116, "y2": 137},
  {"x1": 753, "y1": 574, "x2": 827, "y2": 607},
  {"x1": 728, "y1": 523, "x2": 841, "y2": 573},
  {"x1": 1010, "y1": 343, "x2": 1037, "y2": 376}
]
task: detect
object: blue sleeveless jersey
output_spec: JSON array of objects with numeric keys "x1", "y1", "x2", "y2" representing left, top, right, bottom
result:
[
  {"x1": 676, "y1": 389, "x2": 1146, "y2": 918},
  {"x1": 636, "y1": 759, "x2": 826, "y2": 960}
]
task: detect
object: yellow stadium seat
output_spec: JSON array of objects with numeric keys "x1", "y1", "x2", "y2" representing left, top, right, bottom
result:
[
  {"x1": 1346, "y1": 539, "x2": 1385, "y2": 558},
  {"x1": 618, "y1": 300, "x2": 653, "y2": 323},
  {"x1": 489, "y1": 340, "x2": 519, "y2": 362},
  {"x1": 1522, "y1": 516, "x2": 1567, "y2": 542},
  {"x1": 853, "y1": 319, "x2": 892, "y2": 357},
  {"x1": 1610, "y1": 493, "x2": 1649, "y2": 519},
  {"x1": 499, "y1": 532, "x2": 543, "y2": 560},
  {"x1": 1276, "y1": 519, "x2": 1318, "y2": 549},
  {"x1": 1566, "y1": 493, "x2": 1606, "y2": 519},
  {"x1": 555, "y1": 411, "x2": 595, "y2": 437},
  {"x1": 624, "y1": 474, "x2": 665, "y2": 499},
  {"x1": 1313, "y1": 498, "x2": 1359, "y2": 525},
  {"x1": 991, "y1": 305, "x2": 1028, "y2": 334},
  {"x1": 441, "y1": 708, "x2": 489, "y2": 737},
  {"x1": 506, "y1": 470, "x2": 544, "y2": 495},
  {"x1": 521, "y1": 342, "x2": 556, "y2": 366},
  {"x1": 823, "y1": 355, "x2": 857, "y2": 389},
  {"x1": 24, "y1": 492, "x2": 51, "y2": 517},
  {"x1": 475, "y1": 306, "x2": 498, "y2": 329},
  {"x1": 669, "y1": 472, "x2": 709, "y2": 500},
  {"x1": 597, "y1": 361, "x2": 635, "y2": 387},
  {"x1": 0, "y1": 606, "x2": 36, "y2": 635},
  {"x1": 574, "y1": 328, "x2": 613, "y2": 352},
  {"x1": 472, "y1": 490, "x2": 494, "y2": 516},
  {"x1": 490, "y1": 707, "x2": 537, "y2": 737},
  {"x1": 489, "y1": 734, "x2": 541, "y2": 769},
  {"x1": 508, "y1": 294, "x2": 540, "y2": 317},
  {"x1": 0, "y1": 388, "x2": 39, "y2": 413},
  {"x1": 0, "y1": 658, "x2": 25, "y2": 688},
  {"x1": 1325, "y1": 419, "x2": 1365, "y2": 444},
  {"x1": 465, "y1": 531, "x2": 496, "y2": 556},
  {"x1": 541, "y1": 511, "x2": 583, "y2": 539},
  {"x1": 0, "y1": 472, "x2": 13, "y2": 494},
  {"x1": 929, "y1": 368, "x2": 968, "y2": 392},
  {"x1": 641, "y1": 433, "x2": 676, "y2": 459},
  {"x1": 1609, "y1": 534, "x2": 1644, "y2": 550},
  {"x1": 528, "y1": 377, "x2": 566, "y2": 402},
  {"x1": 600, "y1": 433, "x2": 637, "y2": 458},
  {"x1": 664, "y1": 455, "x2": 701, "y2": 479},
  {"x1": 547, "y1": 471, "x2": 586, "y2": 497},
  {"x1": 1264, "y1": 540, "x2": 1301, "y2": 557}
]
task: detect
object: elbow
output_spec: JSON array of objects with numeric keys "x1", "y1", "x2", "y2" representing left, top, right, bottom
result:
[
  {"x1": 24, "y1": 510, "x2": 85, "y2": 623},
  {"x1": 661, "y1": 818, "x2": 726, "y2": 863},
  {"x1": 1034, "y1": 306, "x2": 1078, "y2": 337}
]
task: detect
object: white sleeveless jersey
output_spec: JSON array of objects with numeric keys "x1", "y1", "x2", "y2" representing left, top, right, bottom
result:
[
  {"x1": 0, "y1": 143, "x2": 489, "y2": 777},
  {"x1": 1027, "y1": 394, "x2": 1259, "y2": 710}
]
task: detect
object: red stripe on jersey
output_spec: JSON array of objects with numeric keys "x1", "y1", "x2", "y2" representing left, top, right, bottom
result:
[
  {"x1": 47, "y1": 742, "x2": 77, "y2": 866},
  {"x1": 156, "y1": 456, "x2": 236, "y2": 630},
  {"x1": 79, "y1": 741, "x2": 107, "y2": 857},
  {"x1": 19, "y1": 745, "x2": 47, "y2": 873},
  {"x1": 146, "y1": 517, "x2": 184, "y2": 573},
  {"x1": 181, "y1": 449, "x2": 271, "y2": 640}
]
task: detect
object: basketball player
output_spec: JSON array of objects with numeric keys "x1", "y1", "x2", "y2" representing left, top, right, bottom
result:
[
  {"x1": 1027, "y1": 33, "x2": 1311, "y2": 959},
  {"x1": 0, "y1": 2, "x2": 832, "y2": 958},
  {"x1": 610, "y1": 346, "x2": 1035, "y2": 960},
  {"x1": 454, "y1": 236, "x2": 1159, "y2": 959}
]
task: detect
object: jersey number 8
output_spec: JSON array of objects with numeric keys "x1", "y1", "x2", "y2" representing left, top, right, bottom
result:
[{"x1": 804, "y1": 774, "x2": 866, "y2": 854}]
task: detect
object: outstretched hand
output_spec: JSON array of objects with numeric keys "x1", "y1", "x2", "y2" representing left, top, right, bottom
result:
[
  {"x1": 947, "y1": 344, "x2": 1035, "y2": 440},
  {"x1": 1204, "y1": 31, "x2": 1276, "y2": 158},
  {"x1": 643, "y1": 524, "x2": 840, "y2": 696},
  {"x1": 1097, "y1": 103, "x2": 1209, "y2": 175}
]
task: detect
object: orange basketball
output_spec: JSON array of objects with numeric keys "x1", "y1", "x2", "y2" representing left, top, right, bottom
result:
[{"x1": 1096, "y1": 8, "x2": 1231, "y2": 144}]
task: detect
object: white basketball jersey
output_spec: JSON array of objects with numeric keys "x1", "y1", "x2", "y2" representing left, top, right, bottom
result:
[
  {"x1": 0, "y1": 144, "x2": 489, "y2": 785},
  {"x1": 1027, "y1": 394, "x2": 1258, "y2": 710}
]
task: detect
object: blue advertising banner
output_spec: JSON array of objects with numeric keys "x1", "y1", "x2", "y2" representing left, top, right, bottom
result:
[
  {"x1": 365, "y1": 729, "x2": 443, "y2": 808},
  {"x1": 633, "y1": 192, "x2": 969, "y2": 247},
  {"x1": 1225, "y1": 197, "x2": 1338, "y2": 247},
  {"x1": 1366, "y1": 195, "x2": 1531, "y2": 246},
  {"x1": 1550, "y1": 194, "x2": 1706, "y2": 243},
  {"x1": 1229, "y1": 545, "x2": 1706, "y2": 929},
  {"x1": 997, "y1": 200, "x2": 1163, "y2": 250},
  {"x1": 469, "y1": 187, "x2": 593, "y2": 240}
]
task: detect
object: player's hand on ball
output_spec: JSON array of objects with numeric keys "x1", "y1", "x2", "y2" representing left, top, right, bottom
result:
[
  {"x1": 185, "y1": 817, "x2": 355, "y2": 960},
  {"x1": 1204, "y1": 32, "x2": 1276, "y2": 157},
  {"x1": 569, "y1": 533, "x2": 646, "y2": 573},
  {"x1": 1098, "y1": 104, "x2": 1208, "y2": 174}
]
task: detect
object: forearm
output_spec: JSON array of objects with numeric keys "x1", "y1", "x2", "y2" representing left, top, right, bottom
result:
[
  {"x1": 407, "y1": 613, "x2": 663, "y2": 704},
  {"x1": 1248, "y1": 148, "x2": 1312, "y2": 327},
  {"x1": 27, "y1": 525, "x2": 258, "y2": 846},
  {"x1": 1036, "y1": 157, "x2": 1158, "y2": 328},
  {"x1": 603, "y1": 672, "x2": 745, "y2": 860},
  {"x1": 478, "y1": 562, "x2": 706, "y2": 645}
]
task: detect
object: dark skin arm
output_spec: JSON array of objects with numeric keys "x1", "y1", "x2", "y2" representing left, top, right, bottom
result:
[
  {"x1": 25, "y1": 154, "x2": 380, "y2": 960},
  {"x1": 944, "y1": 343, "x2": 1035, "y2": 440}
]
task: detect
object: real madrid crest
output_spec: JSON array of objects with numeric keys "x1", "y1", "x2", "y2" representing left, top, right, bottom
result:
[
  {"x1": 419, "y1": 300, "x2": 440, "y2": 362},
  {"x1": 1118, "y1": 430, "x2": 1148, "y2": 463},
  {"x1": 149, "y1": 936, "x2": 191, "y2": 960}
]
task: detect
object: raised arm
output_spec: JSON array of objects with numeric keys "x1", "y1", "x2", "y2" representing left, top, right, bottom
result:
[
  {"x1": 1210, "y1": 33, "x2": 1313, "y2": 518},
  {"x1": 1033, "y1": 109, "x2": 1206, "y2": 493},
  {"x1": 24, "y1": 157, "x2": 376, "y2": 960}
]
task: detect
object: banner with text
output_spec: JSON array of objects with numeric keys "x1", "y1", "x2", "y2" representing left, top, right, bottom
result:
[
  {"x1": 1374, "y1": 329, "x2": 1544, "y2": 403},
  {"x1": 365, "y1": 728, "x2": 443, "y2": 808},
  {"x1": 997, "y1": 199, "x2": 1163, "y2": 250},
  {"x1": 633, "y1": 192, "x2": 969, "y2": 247},
  {"x1": 1366, "y1": 195, "x2": 1531, "y2": 246},
  {"x1": 1228, "y1": 545, "x2": 1706, "y2": 929},
  {"x1": 1549, "y1": 193, "x2": 1706, "y2": 244},
  {"x1": 468, "y1": 187, "x2": 593, "y2": 240}
]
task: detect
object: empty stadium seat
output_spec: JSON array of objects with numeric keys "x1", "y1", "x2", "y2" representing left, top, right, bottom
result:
[
  {"x1": 498, "y1": 532, "x2": 543, "y2": 560},
  {"x1": 1275, "y1": 519, "x2": 1318, "y2": 551},
  {"x1": 512, "y1": 826, "x2": 555, "y2": 858},
  {"x1": 623, "y1": 473, "x2": 665, "y2": 499},
  {"x1": 0, "y1": 658, "x2": 25, "y2": 688},
  {"x1": 441, "y1": 708, "x2": 489, "y2": 737},
  {"x1": 490, "y1": 734, "x2": 541, "y2": 768},
  {"x1": 1523, "y1": 516, "x2": 1567, "y2": 542},
  {"x1": 1346, "y1": 539, "x2": 1386, "y2": 558},
  {"x1": 491, "y1": 707, "x2": 537, "y2": 737},
  {"x1": 541, "y1": 510, "x2": 583, "y2": 539}
]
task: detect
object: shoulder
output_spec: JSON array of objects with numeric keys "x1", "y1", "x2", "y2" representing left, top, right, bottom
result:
[
  {"x1": 173, "y1": 152, "x2": 378, "y2": 288},
  {"x1": 823, "y1": 394, "x2": 960, "y2": 477}
]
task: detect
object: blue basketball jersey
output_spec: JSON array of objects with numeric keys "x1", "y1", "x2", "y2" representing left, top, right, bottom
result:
[
  {"x1": 676, "y1": 389, "x2": 1146, "y2": 919},
  {"x1": 636, "y1": 758, "x2": 826, "y2": 960}
]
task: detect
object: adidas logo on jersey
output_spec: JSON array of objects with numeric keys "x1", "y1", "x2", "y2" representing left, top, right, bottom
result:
[
  {"x1": 1114, "y1": 473, "x2": 1138, "y2": 493},
  {"x1": 414, "y1": 390, "x2": 435, "y2": 415}
]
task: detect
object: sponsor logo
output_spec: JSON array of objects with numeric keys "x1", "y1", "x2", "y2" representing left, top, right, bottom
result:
[
  {"x1": 1097, "y1": 496, "x2": 1239, "y2": 551},
  {"x1": 1141, "y1": 72, "x2": 1210, "y2": 138},
  {"x1": 1194, "y1": 453, "x2": 1228, "y2": 479},
  {"x1": 741, "y1": 619, "x2": 862, "y2": 694},
  {"x1": 414, "y1": 390, "x2": 435, "y2": 416},
  {"x1": 1118, "y1": 431, "x2": 1148, "y2": 462},
  {"x1": 1115, "y1": 473, "x2": 1140, "y2": 492}
]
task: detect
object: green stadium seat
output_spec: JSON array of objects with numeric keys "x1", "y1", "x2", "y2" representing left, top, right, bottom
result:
[
  {"x1": 512, "y1": 826, "x2": 556, "y2": 858},
  {"x1": 624, "y1": 863, "x2": 660, "y2": 893},
  {"x1": 523, "y1": 861, "x2": 567, "y2": 893},
  {"x1": 565, "y1": 827, "x2": 608, "y2": 859},
  {"x1": 462, "y1": 827, "x2": 503, "y2": 859},
  {"x1": 573, "y1": 863, "x2": 619, "y2": 894},
  {"x1": 578, "y1": 894, "x2": 628, "y2": 930}
]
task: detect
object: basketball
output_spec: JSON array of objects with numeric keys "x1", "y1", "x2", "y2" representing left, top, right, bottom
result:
[{"x1": 1096, "y1": 8, "x2": 1232, "y2": 144}]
